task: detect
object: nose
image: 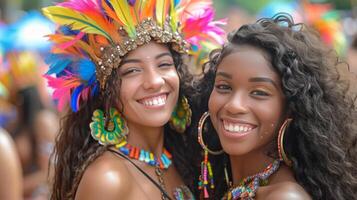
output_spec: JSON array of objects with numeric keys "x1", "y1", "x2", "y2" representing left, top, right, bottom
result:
[
  {"x1": 224, "y1": 92, "x2": 249, "y2": 114},
  {"x1": 142, "y1": 66, "x2": 165, "y2": 90}
]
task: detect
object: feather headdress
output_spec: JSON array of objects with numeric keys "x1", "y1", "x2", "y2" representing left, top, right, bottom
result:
[{"x1": 43, "y1": 0, "x2": 226, "y2": 112}]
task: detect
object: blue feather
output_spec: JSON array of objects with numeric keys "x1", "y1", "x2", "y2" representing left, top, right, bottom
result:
[
  {"x1": 59, "y1": 25, "x2": 80, "y2": 36},
  {"x1": 88, "y1": 75, "x2": 99, "y2": 96},
  {"x1": 45, "y1": 54, "x2": 72, "y2": 75},
  {"x1": 174, "y1": 0, "x2": 180, "y2": 7},
  {"x1": 75, "y1": 59, "x2": 96, "y2": 81},
  {"x1": 70, "y1": 85, "x2": 84, "y2": 112}
]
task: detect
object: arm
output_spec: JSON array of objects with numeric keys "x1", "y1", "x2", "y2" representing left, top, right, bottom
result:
[
  {"x1": 75, "y1": 152, "x2": 132, "y2": 200},
  {"x1": 0, "y1": 128, "x2": 23, "y2": 200}
]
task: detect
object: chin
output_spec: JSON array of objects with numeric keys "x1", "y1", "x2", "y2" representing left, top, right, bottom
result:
[
  {"x1": 143, "y1": 114, "x2": 172, "y2": 127},
  {"x1": 220, "y1": 140, "x2": 251, "y2": 156}
]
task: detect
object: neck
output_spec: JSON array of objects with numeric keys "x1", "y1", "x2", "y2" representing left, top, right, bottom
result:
[
  {"x1": 126, "y1": 122, "x2": 165, "y2": 156},
  {"x1": 229, "y1": 150, "x2": 275, "y2": 185}
]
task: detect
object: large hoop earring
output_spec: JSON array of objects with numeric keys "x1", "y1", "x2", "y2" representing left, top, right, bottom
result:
[
  {"x1": 90, "y1": 108, "x2": 128, "y2": 145},
  {"x1": 197, "y1": 111, "x2": 223, "y2": 199},
  {"x1": 277, "y1": 118, "x2": 293, "y2": 167},
  {"x1": 198, "y1": 112, "x2": 224, "y2": 155}
]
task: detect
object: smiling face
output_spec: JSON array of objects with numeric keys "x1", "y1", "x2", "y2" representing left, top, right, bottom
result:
[
  {"x1": 208, "y1": 45, "x2": 286, "y2": 156},
  {"x1": 117, "y1": 41, "x2": 179, "y2": 129}
]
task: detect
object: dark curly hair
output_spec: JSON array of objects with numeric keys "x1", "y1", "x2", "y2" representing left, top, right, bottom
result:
[
  {"x1": 192, "y1": 14, "x2": 357, "y2": 200},
  {"x1": 50, "y1": 43, "x2": 197, "y2": 199}
]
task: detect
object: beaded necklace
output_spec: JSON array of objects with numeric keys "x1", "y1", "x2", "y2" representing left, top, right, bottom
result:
[
  {"x1": 223, "y1": 160, "x2": 281, "y2": 200},
  {"x1": 115, "y1": 140, "x2": 172, "y2": 169},
  {"x1": 114, "y1": 140, "x2": 195, "y2": 200}
]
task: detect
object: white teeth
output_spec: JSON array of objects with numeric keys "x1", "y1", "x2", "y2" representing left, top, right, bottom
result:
[
  {"x1": 140, "y1": 95, "x2": 166, "y2": 107},
  {"x1": 223, "y1": 120, "x2": 254, "y2": 134}
]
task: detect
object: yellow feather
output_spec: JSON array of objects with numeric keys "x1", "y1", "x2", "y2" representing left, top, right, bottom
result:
[
  {"x1": 109, "y1": 0, "x2": 136, "y2": 37},
  {"x1": 170, "y1": 0, "x2": 177, "y2": 32},
  {"x1": 156, "y1": 0, "x2": 170, "y2": 26},
  {"x1": 42, "y1": 6, "x2": 112, "y2": 42}
]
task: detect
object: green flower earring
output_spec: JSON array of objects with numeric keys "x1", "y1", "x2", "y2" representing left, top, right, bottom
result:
[
  {"x1": 90, "y1": 108, "x2": 128, "y2": 145},
  {"x1": 169, "y1": 96, "x2": 192, "y2": 133}
]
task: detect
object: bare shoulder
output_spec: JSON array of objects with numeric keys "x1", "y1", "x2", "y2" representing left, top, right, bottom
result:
[
  {"x1": 75, "y1": 151, "x2": 133, "y2": 200},
  {"x1": 264, "y1": 182, "x2": 311, "y2": 200},
  {"x1": 0, "y1": 128, "x2": 19, "y2": 164},
  {"x1": 0, "y1": 128, "x2": 22, "y2": 200}
]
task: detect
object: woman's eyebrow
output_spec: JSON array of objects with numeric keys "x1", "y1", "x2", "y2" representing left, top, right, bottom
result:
[
  {"x1": 121, "y1": 52, "x2": 172, "y2": 65},
  {"x1": 249, "y1": 77, "x2": 278, "y2": 89},
  {"x1": 155, "y1": 52, "x2": 172, "y2": 59},
  {"x1": 216, "y1": 71, "x2": 232, "y2": 79}
]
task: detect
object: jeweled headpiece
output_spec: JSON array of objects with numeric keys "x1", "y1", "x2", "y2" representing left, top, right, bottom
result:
[{"x1": 42, "y1": 0, "x2": 226, "y2": 111}]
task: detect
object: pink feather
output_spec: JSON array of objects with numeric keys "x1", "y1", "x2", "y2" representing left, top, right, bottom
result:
[
  {"x1": 182, "y1": 7, "x2": 226, "y2": 47},
  {"x1": 44, "y1": 74, "x2": 81, "y2": 111}
]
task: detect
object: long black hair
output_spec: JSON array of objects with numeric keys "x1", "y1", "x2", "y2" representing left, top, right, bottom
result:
[{"x1": 192, "y1": 14, "x2": 357, "y2": 200}]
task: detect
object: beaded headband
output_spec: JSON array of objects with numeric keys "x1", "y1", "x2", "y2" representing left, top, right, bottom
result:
[{"x1": 42, "y1": 0, "x2": 226, "y2": 111}]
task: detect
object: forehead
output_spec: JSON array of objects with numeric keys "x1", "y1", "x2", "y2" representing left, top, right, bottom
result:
[
  {"x1": 124, "y1": 41, "x2": 170, "y2": 59},
  {"x1": 217, "y1": 46, "x2": 279, "y2": 80}
]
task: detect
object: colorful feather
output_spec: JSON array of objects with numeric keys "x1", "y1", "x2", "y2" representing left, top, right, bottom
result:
[
  {"x1": 181, "y1": 7, "x2": 226, "y2": 47},
  {"x1": 134, "y1": 0, "x2": 146, "y2": 20},
  {"x1": 59, "y1": 0, "x2": 120, "y2": 42},
  {"x1": 139, "y1": 0, "x2": 156, "y2": 20},
  {"x1": 71, "y1": 84, "x2": 84, "y2": 111},
  {"x1": 156, "y1": 0, "x2": 170, "y2": 26},
  {"x1": 48, "y1": 34, "x2": 98, "y2": 59},
  {"x1": 44, "y1": 74, "x2": 82, "y2": 111},
  {"x1": 45, "y1": 54, "x2": 72, "y2": 75},
  {"x1": 42, "y1": 6, "x2": 112, "y2": 41},
  {"x1": 74, "y1": 58, "x2": 96, "y2": 81},
  {"x1": 109, "y1": 0, "x2": 136, "y2": 37},
  {"x1": 170, "y1": 0, "x2": 177, "y2": 32}
]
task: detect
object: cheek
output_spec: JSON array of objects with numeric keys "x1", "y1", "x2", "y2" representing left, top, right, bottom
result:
[
  {"x1": 255, "y1": 98, "x2": 285, "y2": 135},
  {"x1": 208, "y1": 90, "x2": 226, "y2": 118},
  {"x1": 166, "y1": 69, "x2": 180, "y2": 90},
  {"x1": 208, "y1": 91, "x2": 218, "y2": 114},
  {"x1": 118, "y1": 81, "x2": 136, "y2": 106}
]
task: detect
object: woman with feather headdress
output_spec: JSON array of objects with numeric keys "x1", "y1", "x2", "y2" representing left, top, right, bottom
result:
[{"x1": 42, "y1": 0, "x2": 225, "y2": 199}]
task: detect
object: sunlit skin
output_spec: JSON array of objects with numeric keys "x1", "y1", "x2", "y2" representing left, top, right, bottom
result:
[
  {"x1": 208, "y1": 45, "x2": 310, "y2": 199},
  {"x1": 75, "y1": 42, "x2": 184, "y2": 200}
]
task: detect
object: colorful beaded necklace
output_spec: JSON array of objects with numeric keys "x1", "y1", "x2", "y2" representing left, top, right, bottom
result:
[
  {"x1": 223, "y1": 160, "x2": 281, "y2": 200},
  {"x1": 115, "y1": 140, "x2": 172, "y2": 170}
]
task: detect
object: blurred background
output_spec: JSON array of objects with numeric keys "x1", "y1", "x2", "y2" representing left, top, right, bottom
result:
[{"x1": 0, "y1": 0, "x2": 356, "y2": 199}]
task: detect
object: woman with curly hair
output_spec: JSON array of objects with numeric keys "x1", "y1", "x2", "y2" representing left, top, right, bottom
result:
[
  {"x1": 42, "y1": 0, "x2": 225, "y2": 199},
  {"x1": 194, "y1": 14, "x2": 357, "y2": 200}
]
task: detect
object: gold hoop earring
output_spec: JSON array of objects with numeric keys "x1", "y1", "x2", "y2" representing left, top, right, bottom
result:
[
  {"x1": 197, "y1": 111, "x2": 223, "y2": 198},
  {"x1": 198, "y1": 112, "x2": 224, "y2": 155},
  {"x1": 277, "y1": 118, "x2": 293, "y2": 167}
]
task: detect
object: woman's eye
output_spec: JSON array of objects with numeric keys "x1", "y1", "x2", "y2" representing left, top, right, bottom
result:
[
  {"x1": 251, "y1": 90, "x2": 270, "y2": 96},
  {"x1": 158, "y1": 62, "x2": 174, "y2": 68},
  {"x1": 215, "y1": 84, "x2": 231, "y2": 91},
  {"x1": 121, "y1": 68, "x2": 141, "y2": 76}
]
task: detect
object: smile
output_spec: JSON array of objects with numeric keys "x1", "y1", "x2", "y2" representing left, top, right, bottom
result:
[
  {"x1": 222, "y1": 120, "x2": 256, "y2": 134},
  {"x1": 138, "y1": 93, "x2": 167, "y2": 107}
]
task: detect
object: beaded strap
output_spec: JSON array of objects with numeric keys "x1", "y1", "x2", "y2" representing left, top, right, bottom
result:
[
  {"x1": 225, "y1": 160, "x2": 281, "y2": 200},
  {"x1": 107, "y1": 149, "x2": 173, "y2": 200}
]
